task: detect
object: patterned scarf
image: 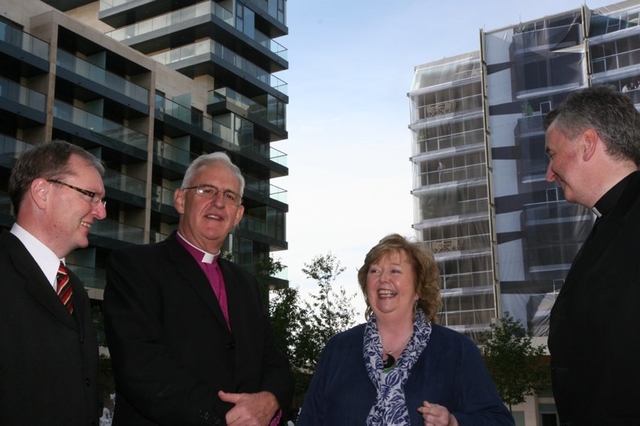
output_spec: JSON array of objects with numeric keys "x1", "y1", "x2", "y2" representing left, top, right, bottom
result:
[{"x1": 363, "y1": 310, "x2": 432, "y2": 425}]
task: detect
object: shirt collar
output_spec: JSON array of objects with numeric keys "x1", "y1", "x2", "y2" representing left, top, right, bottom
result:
[
  {"x1": 176, "y1": 232, "x2": 219, "y2": 264},
  {"x1": 592, "y1": 171, "x2": 637, "y2": 218},
  {"x1": 10, "y1": 223, "x2": 63, "y2": 288}
]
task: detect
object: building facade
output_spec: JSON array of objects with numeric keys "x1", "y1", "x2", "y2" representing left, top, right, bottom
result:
[
  {"x1": 410, "y1": 0, "x2": 640, "y2": 345},
  {"x1": 0, "y1": 0, "x2": 289, "y2": 299},
  {"x1": 410, "y1": 2, "x2": 640, "y2": 424},
  {"x1": 408, "y1": 52, "x2": 495, "y2": 340}
]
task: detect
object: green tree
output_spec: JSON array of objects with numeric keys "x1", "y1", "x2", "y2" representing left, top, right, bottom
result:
[
  {"x1": 484, "y1": 312, "x2": 550, "y2": 411},
  {"x1": 269, "y1": 252, "x2": 357, "y2": 418},
  {"x1": 269, "y1": 286, "x2": 311, "y2": 407},
  {"x1": 298, "y1": 252, "x2": 356, "y2": 367}
]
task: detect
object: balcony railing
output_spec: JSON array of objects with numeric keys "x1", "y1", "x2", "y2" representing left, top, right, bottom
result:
[
  {"x1": 57, "y1": 49, "x2": 149, "y2": 105},
  {"x1": 156, "y1": 95, "x2": 287, "y2": 166},
  {"x1": 150, "y1": 39, "x2": 287, "y2": 95},
  {"x1": 99, "y1": 0, "x2": 136, "y2": 11},
  {"x1": 0, "y1": 21, "x2": 49, "y2": 60},
  {"x1": 103, "y1": 169, "x2": 146, "y2": 199},
  {"x1": 69, "y1": 265, "x2": 106, "y2": 290},
  {"x1": 106, "y1": 1, "x2": 287, "y2": 61},
  {"x1": 245, "y1": 175, "x2": 287, "y2": 203},
  {"x1": 90, "y1": 217, "x2": 144, "y2": 244},
  {"x1": 0, "y1": 134, "x2": 34, "y2": 160},
  {"x1": 54, "y1": 100, "x2": 148, "y2": 151},
  {"x1": 210, "y1": 87, "x2": 285, "y2": 131},
  {"x1": 239, "y1": 211, "x2": 285, "y2": 241},
  {"x1": 152, "y1": 184, "x2": 176, "y2": 208},
  {"x1": 0, "y1": 76, "x2": 46, "y2": 112},
  {"x1": 154, "y1": 139, "x2": 193, "y2": 167},
  {"x1": 417, "y1": 163, "x2": 487, "y2": 187}
]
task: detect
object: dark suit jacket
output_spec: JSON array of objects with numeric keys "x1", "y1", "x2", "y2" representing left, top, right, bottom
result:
[
  {"x1": 0, "y1": 230, "x2": 99, "y2": 426},
  {"x1": 104, "y1": 233, "x2": 293, "y2": 426},
  {"x1": 549, "y1": 171, "x2": 640, "y2": 425}
]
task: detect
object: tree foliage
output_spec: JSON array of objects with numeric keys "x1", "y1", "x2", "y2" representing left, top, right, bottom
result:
[
  {"x1": 483, "y1": 312, "x2": 550, "y2": 410},
  {"x1": 269, "y1": 252, "x2": 357, "y2": 415},
  {"x1": 298, "y1": 252, "x2": 355, "y2": 366}
]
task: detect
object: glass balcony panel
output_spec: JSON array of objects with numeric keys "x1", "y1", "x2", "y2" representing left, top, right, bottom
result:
[
  {"x1": 150, "y1": 40, "x2": 287, "y2": 95},
  {"x1": 103, "y1": 169, "x2": 146, "y2": 198},
  {"x1": 90, "y1": 217, "x2": 144, "y2": 244},
  {"x1": 69, "y1": 265, "x2": 106, "y2": 289},
  {"x1": 54, "y1": 100, "x2": 148, "y2": 151},
  {"x1": 57, "y1": 50, "x2": 149, "y2": 104},
  {"x1": 0, "y1": 21, "x2": 49, "y2": 61},
  {"x1": 0, "y1": 135, "x2": 33, "y2": 160},
  {"x1": 156, "y1": 95, "x2": 287, "y2": 166},
  {"x1": 0, "y1": 76, "x2": 46, "y2": 111},
  {"x1": 154, "y1": 139, "x2": 191, "y2": 166}
]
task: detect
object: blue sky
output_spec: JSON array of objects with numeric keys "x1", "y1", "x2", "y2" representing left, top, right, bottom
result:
[{"x1": 274, "y1": 0, "x2": 615, "y2": 318}]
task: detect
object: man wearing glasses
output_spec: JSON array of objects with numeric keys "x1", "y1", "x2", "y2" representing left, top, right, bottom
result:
[
  {"x1": 104, "y1": 152, "x2": 293, "y2": 425},
  {"x1": 0, "y1": 140, "x2": 107, "y2": 425}
]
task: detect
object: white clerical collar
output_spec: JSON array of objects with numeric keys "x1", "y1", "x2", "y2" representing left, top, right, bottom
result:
[{"x1": 176, "y1": 231, "x2": 219, "y2": 263}]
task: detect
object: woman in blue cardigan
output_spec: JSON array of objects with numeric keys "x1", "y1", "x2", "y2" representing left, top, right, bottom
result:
[{"x1": 297, "y1": 234, "x2": 514, "y2": 426}]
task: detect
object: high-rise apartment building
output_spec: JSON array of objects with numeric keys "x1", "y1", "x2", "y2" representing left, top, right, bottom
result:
[
  {"x1": 410, "y1": 0, "x2": 640, "y2": 345},
  {"x1": 408, "y1": 52, "x2": 495, "y2": 340},
  {"x1": 0, "y1": 0, "x2": 289, "y2": 299}
]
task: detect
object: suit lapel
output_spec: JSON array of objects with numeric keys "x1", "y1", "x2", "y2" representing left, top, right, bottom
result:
[
  {"x1": 2, "y1": 231, "x2": 78, "y2": 330},
  {"x1": 165, "y1": 235, "x2": 231, "y2": 332},
  {"x1": 557, "y1": 173, "x2": 640, "y2": 301}
]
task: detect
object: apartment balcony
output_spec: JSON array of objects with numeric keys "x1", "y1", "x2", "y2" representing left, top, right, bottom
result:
[
  {"x1": 99, "y1": 0, "x2": 197, "y2": 27},
  {"x1": 511, "y1": 18, "x2": 582, "y2": 54},
  {"x1": 0, "y1": 76, "x2": 46, "y2": 125},
  {"x1": 591, "y1": 46, "x2": 640, "y2": 80},
  {"x1": 90, "y1": 217, "x2": 144, "y2": 247},
  {"x1": 106, "y1": 1, "x2": 287, "y2": 68},
  {"x1": 69, "y1": 264, "x2": 106, "y2": 290},
  {"x1": 151, "y1": 184, "x2": 179, "y2": 217},
  {"x1": 56, "y1": 49, "x2": 149, "y2": 116},
  {"x1": 208, "y1": 88, "x2": 287, "y2": 140},
  {"x1": 237, "y1": 208, "x2": 286, "y2": 251},
  {"x1": 53, "y1": 100, "x2": 148, "y2": 159},
  {"x1": 244, "y1": 176, "x2": 288, "y2": 206},
  {"x1": 415, "y1": 163, "x2": 487, "y2": 188},
  {"x1": 0, "y1": 20, "x2": 49, "y2": 75},
  {"x1": 155, "y1": 96, "x2": 287, "y2": 174},
  {"x1": 100, "y1": 0, "x2": 285, "y2": 34},
  {"x1": 0, "y1": 134, "x2": 33, "y2": 163},
  {"x1": 103, "y1": 169, "x2": 146, "y2": 207},
  {"x1": 42, "y1": 0, "x2": 95, "y2": 11},
  {"x1": 150, "y1": 39, "x2": 288, "y2": 100},
  {"x1": 153, "y1": 139, "x2": 192, "y2": 176}
]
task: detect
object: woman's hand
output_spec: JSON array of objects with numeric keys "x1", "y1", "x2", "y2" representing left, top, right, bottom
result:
[{"x1": 418, "y1": 401, "x2": 458, "y2": 426}]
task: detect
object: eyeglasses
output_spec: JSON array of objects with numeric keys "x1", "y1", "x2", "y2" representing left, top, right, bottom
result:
[
  {"x1": 48, "y1": 179, "x2": 107, "y2": 208},
  {"x1": 182, "y1": 184, "x2": 242, "y2": 206}
]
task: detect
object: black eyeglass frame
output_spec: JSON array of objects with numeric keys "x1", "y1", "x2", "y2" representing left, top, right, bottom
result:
[
  {"x1": 47, "y1": 179, "x2": 107, "y2": 208},
  {"x1": 182, "y1": 184, "x2": 242, "y2": 206}
]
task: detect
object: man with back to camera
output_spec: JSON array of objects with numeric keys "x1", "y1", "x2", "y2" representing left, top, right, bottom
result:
[
  {"x1": 0, "y1": 140, "x2": 107, "y2": 425},
  {"x1": 104, "y1": 151, "x2": 293, "y2": 425},
  {"x1": 544, "y1": 86, "x2": 640, "y2": 425}
]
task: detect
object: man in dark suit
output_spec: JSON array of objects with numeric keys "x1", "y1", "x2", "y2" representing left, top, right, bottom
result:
[
  {"x1": 545, "y1": 86, "x2": 640, "y2": 425},
  {"x1": 104, "y1": 152, "x2": 293, "y2": 425},
  {"x1": 0, "y1": 140, "x2": 106, "y2": 425}
]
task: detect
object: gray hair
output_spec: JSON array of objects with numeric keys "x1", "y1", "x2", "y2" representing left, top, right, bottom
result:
[
  {"x1": 182, "y1": 152, "x2": 245, "y2": 196},
  {"x1": 543, "y1": 85, "x2": 640, "y2": 165}
]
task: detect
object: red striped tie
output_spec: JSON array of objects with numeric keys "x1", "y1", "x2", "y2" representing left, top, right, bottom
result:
[{"x1": 56, "y1": 262, "x2": 74, "y2": 314}]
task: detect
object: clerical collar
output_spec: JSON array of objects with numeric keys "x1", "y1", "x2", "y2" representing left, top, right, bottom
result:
[
  {"x1": 176, "y1": 232, "x2": 219, "y2": 264},
  {"x1": 592, "y1": 171, "x2": 637, "y2": 218}
]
